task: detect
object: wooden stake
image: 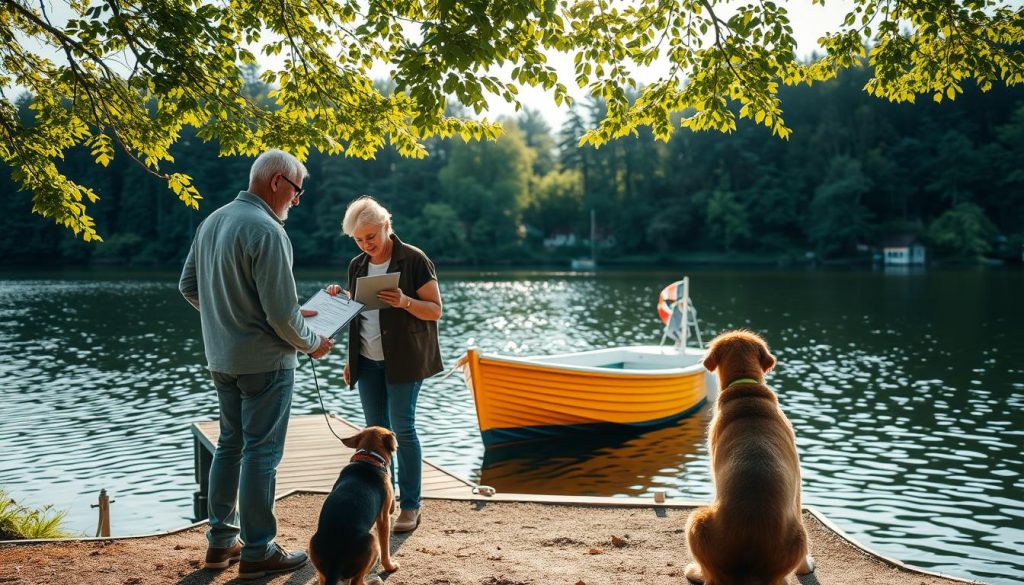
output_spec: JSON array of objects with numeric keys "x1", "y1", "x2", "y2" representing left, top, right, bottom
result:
[{"x1": 91, "y1": 489, "x2": 113, "y2": 537}]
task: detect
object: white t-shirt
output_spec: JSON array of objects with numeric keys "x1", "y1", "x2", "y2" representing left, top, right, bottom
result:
[{"x1": 359, "y1": 260, "x2": 389, "y2": 361}]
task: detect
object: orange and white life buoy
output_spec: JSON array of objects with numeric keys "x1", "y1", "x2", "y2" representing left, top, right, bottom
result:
[{"x1": 658, "y1": 279, "x2": 686, "y2": 325}]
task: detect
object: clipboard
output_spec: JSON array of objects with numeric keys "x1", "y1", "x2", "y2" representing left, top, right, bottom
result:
[
  {"x1": 301, "y1": 290, "x2": 364, "y2": 339},
  {"x1": 354, "y1": 272, "x2": 401, "y2": 310}
]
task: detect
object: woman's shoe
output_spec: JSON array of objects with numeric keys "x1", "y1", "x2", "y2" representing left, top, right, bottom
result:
[{"x1": 392, "y1": 508, "x2": 420, "y2": 533}]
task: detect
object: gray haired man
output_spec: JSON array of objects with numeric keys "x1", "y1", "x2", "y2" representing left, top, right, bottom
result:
[{"x1": 179, "y1": 149, "x2": 333, "y2": 579}]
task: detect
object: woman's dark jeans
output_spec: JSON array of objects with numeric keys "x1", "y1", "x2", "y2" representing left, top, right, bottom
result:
[{"x1": 356, "y1": 356, "x2": 423, "y2": 510}]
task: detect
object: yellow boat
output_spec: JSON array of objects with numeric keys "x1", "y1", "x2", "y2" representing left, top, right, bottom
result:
[{"x1": 460, "y1": 278, "x2": 717, "y2": 447}]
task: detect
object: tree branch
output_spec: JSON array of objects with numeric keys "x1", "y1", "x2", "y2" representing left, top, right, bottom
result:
[
  {"x1": 4, "y1": 0, "x2": 119, "y2": 81},
  {"x1": 105, "y1": 0, "x2": 159, "y2": 81},
  {"x1": 279, "y1": 0, "x2": 330, "y2": 111},
  {"x1": 700, "y1": 0, "x2": 743, "y2": 82}
]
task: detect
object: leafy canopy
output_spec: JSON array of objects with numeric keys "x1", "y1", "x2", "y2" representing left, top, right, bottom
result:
[{"x1": 1, "y1": 0, "x2": 1022, "y2": 240}]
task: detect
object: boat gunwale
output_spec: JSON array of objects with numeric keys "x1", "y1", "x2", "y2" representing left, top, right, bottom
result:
[{"x1": 476, "y1": 345, "x2": 707, "y2": 377}]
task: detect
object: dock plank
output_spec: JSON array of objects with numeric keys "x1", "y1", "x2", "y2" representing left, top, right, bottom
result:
[{"x1": 191, "y1": 414, "x2": 474, "y2": 498}]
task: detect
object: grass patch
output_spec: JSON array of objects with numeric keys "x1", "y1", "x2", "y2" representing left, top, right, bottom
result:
[{"x1": 0, "y1": 489, "x2": 70, "y2": 540}]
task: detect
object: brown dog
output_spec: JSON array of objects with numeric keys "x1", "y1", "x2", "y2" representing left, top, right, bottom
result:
[
  {"x1": 309, "y1": 426, "x2": 399, "y2": 585},
  {"x1": 685, "y1": 330, "x2": 814, "y2": 585}
]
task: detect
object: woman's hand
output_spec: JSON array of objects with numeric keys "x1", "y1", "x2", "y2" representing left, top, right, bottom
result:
[
  {"x1": 377, "y1": 288, "x2": 410, "y2": 309},
  {"x1": 343, "y1": 361, "x2": 351, "y2": 386},
  {"x1": 326, "y1": 284, "x2": 349, "y2": 298}
]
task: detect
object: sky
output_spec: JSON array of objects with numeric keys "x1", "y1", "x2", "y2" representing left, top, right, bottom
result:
[
  {"x1": 10, "y1": 0, "x2": 856, "y2": 134},
  {"x1": 479, "y1": 1, "x2": 855, "y2": 131}
]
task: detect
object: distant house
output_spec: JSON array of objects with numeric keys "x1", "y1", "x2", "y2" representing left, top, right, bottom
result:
[
  {"x1": 543, "y1": 232, "x2": 578, "y2": 248},
  {"x1": 881, "y1": 235, "x2": 927, "y2": 265}
]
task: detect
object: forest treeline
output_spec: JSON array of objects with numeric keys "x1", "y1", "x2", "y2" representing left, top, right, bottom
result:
[{"x1": 2, "y1": 62, "x2": 1023, "y2": 267}]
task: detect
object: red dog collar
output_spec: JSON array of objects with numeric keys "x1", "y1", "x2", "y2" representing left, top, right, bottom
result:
[{"x1": 350, "y1": 449, "x2": 388, "y2": 472}]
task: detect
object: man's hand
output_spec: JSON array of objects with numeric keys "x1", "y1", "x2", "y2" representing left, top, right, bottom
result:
[
  {"x1": 309, "y1": 335, "x2": 334, "y2": 359},
  {"x1": 343, "y1": 361, "x2": 351, "y2": 386}
]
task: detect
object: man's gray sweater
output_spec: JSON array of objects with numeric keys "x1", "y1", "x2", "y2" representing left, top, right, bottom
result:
[{"x1": 179, "y1": 191, "x2": 319, "y2": 374}]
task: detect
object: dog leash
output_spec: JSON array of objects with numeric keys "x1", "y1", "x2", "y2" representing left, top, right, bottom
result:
[
  {"x1": 307, "y1": 354, "x2": 500, "y2": 497},
  {"x1": 307, "y1": 354, "x2": 348, "y2": 444}
]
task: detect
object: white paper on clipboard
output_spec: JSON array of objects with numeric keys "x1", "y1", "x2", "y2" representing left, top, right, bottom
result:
[
  {"x1": 301, "y1": 290, "x2": 364, "y2": 338},
  {"x1": 354, "y1": 272, "x2": 401, "y2": 310}
]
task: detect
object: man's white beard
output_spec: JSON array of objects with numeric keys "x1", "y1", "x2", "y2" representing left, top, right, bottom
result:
[{"x1": 277, "y1": 204, "x2": 291, "y2": 222}]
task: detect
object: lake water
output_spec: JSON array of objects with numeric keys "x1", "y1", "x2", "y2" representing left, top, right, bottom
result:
[{"x1": 1, "y1": 267, "x2": 1021, "y2": 584}]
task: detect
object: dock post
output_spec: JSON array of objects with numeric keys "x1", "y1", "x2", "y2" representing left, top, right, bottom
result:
[
  {"x1": 193, "y1": 436, "x2": 212, "y2": 520},
  {"x1": 91, "y1": 489, "x2": 113, "y2": 537}
]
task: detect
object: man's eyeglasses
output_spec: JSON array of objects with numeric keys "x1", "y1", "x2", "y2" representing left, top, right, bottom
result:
[{"x1": 279, "y1": 174, "x2": 304, "y2": 198}]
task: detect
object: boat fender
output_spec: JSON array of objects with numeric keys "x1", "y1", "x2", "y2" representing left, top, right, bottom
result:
[{"x1": 472, "y1": 485, "x2": 496, "y2": 497}]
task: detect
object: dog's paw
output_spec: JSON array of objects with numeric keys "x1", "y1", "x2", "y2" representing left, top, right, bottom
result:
[
  {"x1": 382, "y1": 560, "x2": 400, "y2": 573},
  {"x1": 796, "y1": 554, "x2": 816, "y2": 576},
  {"x1": 684, "y1": 563, "x2": 706, "y2": 584}
]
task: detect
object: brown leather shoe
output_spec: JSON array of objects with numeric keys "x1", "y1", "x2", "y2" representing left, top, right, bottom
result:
[
  {"x1": 392, "y1": 508, "x2": 420, "y2": 533},
  {"x1": 237, "y1": 544, "x2": 308, "y2": 580},
  {"x1": 204, "y1": 541, "x2": 241, "y2": 569}
]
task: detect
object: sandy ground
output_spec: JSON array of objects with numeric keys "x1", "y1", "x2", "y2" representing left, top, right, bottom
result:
[{"x1": 0, "y1": 494, "x2": 978, "y2": 585}]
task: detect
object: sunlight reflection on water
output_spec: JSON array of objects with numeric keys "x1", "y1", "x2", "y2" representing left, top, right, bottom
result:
[{"x1": 0, "y1": 268, "x2": 1021, "y2": 584}]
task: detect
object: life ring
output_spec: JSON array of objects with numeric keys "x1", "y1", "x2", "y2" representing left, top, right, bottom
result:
[{"x1": 657, "y1": 279, "x2": 686, "y2": 325}]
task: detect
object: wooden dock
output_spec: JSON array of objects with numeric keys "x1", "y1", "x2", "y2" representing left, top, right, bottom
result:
[{"x1": 190, "y1": 414, "x2": 474, "y2": 519}]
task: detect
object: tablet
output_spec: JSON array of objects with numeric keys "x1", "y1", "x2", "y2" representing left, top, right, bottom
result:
[{"x1": 354, "y1": 272, "x2": 401, "y2": 310}]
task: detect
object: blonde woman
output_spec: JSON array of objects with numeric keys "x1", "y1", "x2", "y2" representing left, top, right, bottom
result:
[{"x1": 326, "y1": 195, "x2": 442, "y2": 532}]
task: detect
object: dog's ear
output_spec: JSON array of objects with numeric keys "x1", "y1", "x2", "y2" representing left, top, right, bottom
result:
[
  {"x1": 703, "y1": 346, "x2": 719, "y2": 372},
  {"x1": 759, "y1": 344, "x2": 777, "y2": 374},
  {"x1": 387, "y1": 431, "x2": 398, "y2": 453},
  {"x1": 341, "y1": 430, "x2": 364, "y2": 449}
]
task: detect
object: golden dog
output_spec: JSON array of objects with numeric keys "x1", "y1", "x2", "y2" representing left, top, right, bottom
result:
[{"x1": 685, "y1": 330, "x2": 814, "y2": 585}]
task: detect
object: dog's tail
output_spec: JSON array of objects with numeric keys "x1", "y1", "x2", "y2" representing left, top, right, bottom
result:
[
  {"x1": 309, "y1": 532, "x2": 345, "y2": 585},
  {"x1": 316, "y1": 561, "x2": 348, "y2": 585},
  {"x1": 685, "y1": 506, "x2": 716, "y2": 573},
  {"x1": 312, "y1": 532, "x2": 377, "y2": 585}
]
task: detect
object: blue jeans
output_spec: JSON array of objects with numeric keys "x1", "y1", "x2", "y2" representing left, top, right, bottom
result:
[
  {"x1": 207, "y1": 368, "x2": 294, "y2": 561},
  {"x1": 357, "y1": 356, "x2": 422, "y2": 510}
]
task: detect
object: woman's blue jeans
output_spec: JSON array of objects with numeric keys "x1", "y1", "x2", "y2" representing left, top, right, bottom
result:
[
  {"x1": 207, "y1": 368, "x2": 293, "y2": 562},
  {"x1": 357, "y1": 356, "x2": 423, "y2": 510}
]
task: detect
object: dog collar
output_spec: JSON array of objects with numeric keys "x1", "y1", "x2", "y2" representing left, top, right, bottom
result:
[
  {"x1": 350, "y1": 449, "x2": 388, "y2": 471},
  {"x1": 726, "y1": 377, "x2": 761, "y2": 389}
]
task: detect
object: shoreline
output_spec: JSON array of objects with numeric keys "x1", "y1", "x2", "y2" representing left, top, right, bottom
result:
[{"x1": 0, "y1": 491, "x2": 986, "y2": 585}]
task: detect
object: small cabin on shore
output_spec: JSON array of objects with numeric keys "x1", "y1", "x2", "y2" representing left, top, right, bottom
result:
[{"x1": 880, "y1": 235, "x2": 927, "y2": 266}]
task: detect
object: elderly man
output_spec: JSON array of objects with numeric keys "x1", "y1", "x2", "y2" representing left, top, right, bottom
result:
[{"x1": 180, "y1": 149, "x2": 333, "y2": 579}]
